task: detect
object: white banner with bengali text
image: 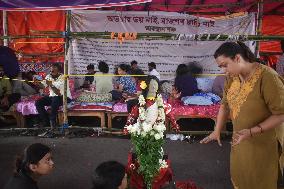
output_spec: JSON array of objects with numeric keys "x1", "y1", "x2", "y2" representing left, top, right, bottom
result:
[{"x1": 69, "y1": 10, "x2": 256, "y2": 87}]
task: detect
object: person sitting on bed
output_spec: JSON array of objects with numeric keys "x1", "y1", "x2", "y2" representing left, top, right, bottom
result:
[
  {"x1": 0, "y1": 65, "x2": 21, "y2": 113},
  {"x1": 171, "y1": 63, "x2": 199, "y2": 99},
  {"x1": 12, "y1": 71, "x2": 39, "y2": 97},
  {"x1": 35, "y1": 63, "x2": 72, "y2": 130},
  {"x1": 111, "y1": 64, "x2": 136, "y2": 101},
  {"x1": 81, "y1": 64, "x2": 96, "y2": 89},
  {"x1": 94, "y1": 61, "x2": 113, "y2": 93},
  {"x1": 124, "y1": 69, "x2": 145, "y2": 112}
]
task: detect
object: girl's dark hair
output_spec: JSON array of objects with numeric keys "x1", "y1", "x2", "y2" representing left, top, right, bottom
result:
[
  {"x1": 87, "y1": 64, "x2": 94, "y2": 70},
  {"x1": 214, "y1": 41, "x2": 256, "y2": 63},
  {"x1": 176, "y1": 64, "x2": 189, "y2": 77},
  {"x1": 187, "y1": 62, "x2": 202, "y2": 75},
  {"x1": 98, "y1": 61, "x2": 109, "y2": 73},
  {"x1": 15, "y1": 143, "x2": 51, "y2": 175},
  {"x1": 148, "y1": 62, "x2": 156, "y2": 69},
  {"x1": 118, "y1": 64, "x2": 130, "y2": 73},
  {"x1": 92, "y1": 161, "x2": 125, "y2": 189}
]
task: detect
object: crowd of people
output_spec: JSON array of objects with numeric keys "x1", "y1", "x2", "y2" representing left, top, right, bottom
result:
[{"x1": 1, "y1": 41, "x2": 284, "y2": 188}]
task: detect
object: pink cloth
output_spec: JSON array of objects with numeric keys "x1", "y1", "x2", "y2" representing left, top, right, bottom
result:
[
  {"x1": 112, "y1": 102, "x2": 128, "y2": 112},
  {"x1": 16, "y1": 94, "x2": 113, "y2": 115},
  {"x1": 16, "y1": 83, "x2": 78, "y2": 116},
  {"x1": 16, "y1": 95, "x2": 42, "y2": 115}
]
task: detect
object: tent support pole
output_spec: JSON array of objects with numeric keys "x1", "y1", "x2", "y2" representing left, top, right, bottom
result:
[
  {"x1": 255, "y1": 0, "x2": 264, "y2": 57},
  {"x1": 62, "y1": 10, "x2": 71, "y2": 130},
  {"x1": 3, "y1": 11, "x2": 8, "y2": 46}
]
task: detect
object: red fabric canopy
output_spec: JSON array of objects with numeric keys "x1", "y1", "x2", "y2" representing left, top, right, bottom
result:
[
  {"x1": 3, "y1": 0, "x2": 284, "y2": 63},
  {"x1": 8, "y1": 11, "x2": 65, "y2": 62}
]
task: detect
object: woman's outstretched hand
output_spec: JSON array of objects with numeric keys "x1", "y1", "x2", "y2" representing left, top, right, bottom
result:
[
  {"x1": 231, "y1": 129, "x2": 251, "y2": 147},
  {"x1": 200, "y1": 130, "x2": 222, "y2": 146}
]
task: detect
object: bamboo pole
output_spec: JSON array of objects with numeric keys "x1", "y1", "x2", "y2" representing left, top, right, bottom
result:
[
  {"x1": 0, "y1": 35, "x2": 64, "y2": 40},
  {"x1": 70, "y1": 32, "x2": 284, "y2": 41},
  {"x1": 3, "y1": 11, "x2": 8, "y2": 46},
  {"x1": 255, "y1": 0, "x2": 264, "y2": 57},
  {"x1": 1, "y1": 33, "x2": 284, "y2": 41},
  {"x1": 62, "y1": 10, "x2": 71, "y2": 131}
]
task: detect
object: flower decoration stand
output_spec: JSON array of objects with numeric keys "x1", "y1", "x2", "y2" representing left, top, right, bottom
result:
[{"x1": 126, "y1": 153, "x2": 173, "y2": 189}]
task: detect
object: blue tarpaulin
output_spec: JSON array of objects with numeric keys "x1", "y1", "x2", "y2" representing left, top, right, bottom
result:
[{"x1": 0, "y1": 0, "x2": 151, "y2": 10}]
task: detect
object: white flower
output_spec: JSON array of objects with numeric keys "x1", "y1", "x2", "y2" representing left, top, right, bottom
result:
[
  {"x1": 150, "y1": 131, "x2": 155, "y2": 136},
  {"x1": 141, "y1": 131, "x2": 147, "y2": 137},
  {"x1": 156, "y1": 94, "x2": 164, "y2": 107},
  {"x1": 139, "y1": 115, "x2": 146, "y2": 121},
  {"x1": 126, "y1": 124, "x2": 133, "y2": 132},
  {"x1": 129, "y1": 123, "x2": 141, "y2": 135},
  {"x1": 159, "y1": 159, "x2": 168, "y2": 169},
  {"x1": 158, "y1": 109, "x2": 165, "y2": 120},
  {"x1": 142, "y1": 122, "x2": 152, "y2": 133},
  {"x1": 154, "y1": 123, "x2": 166, "y2": 133},
  {"x1": 138, "y1": 95, "x2": 146, "y2": 106},
  {"x1": 154, "y1": 133, "x2": 163, "y2": 140},
  {"x1": 138, "y1": 107, "x2": 145, "y2": 115}
]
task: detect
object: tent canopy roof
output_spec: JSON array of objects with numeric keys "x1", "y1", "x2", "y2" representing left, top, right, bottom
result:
[{"x1": 1, "y1": 0, "x2": 283, "y2": 14}]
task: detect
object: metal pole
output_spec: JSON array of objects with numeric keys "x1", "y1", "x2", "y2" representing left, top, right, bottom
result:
[
  {"x1": 3, "y1": 11, "x2": 8, "y2": 46},
  {"x1": 62, "y1": 10, "x2": 71, "y2": 131},
  {"x1": 255, "y1": 0, "x2": 264, "y2": 57}
]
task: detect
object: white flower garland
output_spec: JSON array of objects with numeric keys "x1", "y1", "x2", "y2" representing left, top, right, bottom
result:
[
  {"x1": 126, "y1": 94, "x2": 166, "y2": 139},
  {"x1": 126, "y1": 94, "x2": 168, "y2": 170}
]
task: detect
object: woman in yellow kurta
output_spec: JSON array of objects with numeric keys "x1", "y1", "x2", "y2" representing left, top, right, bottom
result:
[{"x1": 201, "y1": 41, "x2": 284, "y2": 189}]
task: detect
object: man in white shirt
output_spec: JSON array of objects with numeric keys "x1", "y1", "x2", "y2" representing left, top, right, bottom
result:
[
  {"x1": 148, "y1": 62, "x2": 160, "y2": 80},
  {"x1": 35, "y1": 64, "x2": 72, "y2": 129}
]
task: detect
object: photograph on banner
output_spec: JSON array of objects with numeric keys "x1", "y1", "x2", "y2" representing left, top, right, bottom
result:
[{"x1": 69, "y1": 11, "x2": 256, "y2": 87}]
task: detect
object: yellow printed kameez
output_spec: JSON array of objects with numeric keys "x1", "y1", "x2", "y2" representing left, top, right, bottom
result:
[{"x1": 222, "y1": 64, "x2": 284, "y2": 189}]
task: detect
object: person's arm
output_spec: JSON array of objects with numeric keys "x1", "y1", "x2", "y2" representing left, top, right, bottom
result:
[
  {"x1": 50, "y1": 85, "x2": 61, "y2": 96},
  {"x1": 12, "y1": 80, "x2": 22, "y2": 94},
  {"x1": 200, "y1": 104, "x2": 229, "y2": 146},
  {"x1": 170, "y1": 86, "x2": 181, "y2": 99},
  {"x1": 232, "y1": 71, "x2": 284, "y2": 146},
  {"x1": 200, "y1": 76, "x2": 230, "y2": 146},
  {"x1": 118, "y1": 84, "x2": 124, "y2": 92},
  {"x1": 117, "y1": 77, "x2": 124, "y2": 92},
  {"x1": 215, "y1": 104, "x2": 230, "y2": 133},
  {"x1": 232, "y1": 114, "x2": 284, "y2": 147},
  {"x1": 50, "y1": 76, "x2": 63, "y2": 96}
]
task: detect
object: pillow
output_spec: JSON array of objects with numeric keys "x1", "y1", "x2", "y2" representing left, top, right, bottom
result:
[
  {"x1": 196, "y1": 77, "x2": 215, "y2": 93},
  {"x1": 76, "y1": 91, "x2": 112, "y2": 103},
  {"x1": 181, "y1": 96, "x2": 213, "y2": 106}
]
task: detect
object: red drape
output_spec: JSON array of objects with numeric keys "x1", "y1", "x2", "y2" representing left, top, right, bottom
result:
[{"x1": 7, "y1": 11, "x2": 65, "y2": 62}]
